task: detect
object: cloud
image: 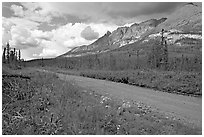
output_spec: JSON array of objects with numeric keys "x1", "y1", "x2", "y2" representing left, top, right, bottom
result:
[
  {"x1": 31, "y1": 30, "x2": 53, "y2": 41},
  {"x1": 63, "y1": 37, "x2": 91, "y2": 49},
  {"x1": 7, "y1": 2, "x2": 187, "y2": 27},
  {"x1": 89, "y1": 23, "x2": 118, "y2": 36},
  {"x1": 9, "y1": 26, "x2": 40, "y2": 49},
  {"x1": 10, "y1": 3, "x2": 56, "y2": 23},
  {"x1": 2, "y1": 28, "x2": 11, "y2": 45},
  {"x1": 2, "y1": 17, "x2": 41, "y2": 49},
  {"x1": 2, "y1": 17, "x2": 14, "y2": 45},
  {"x1": 34, "y1": 2, "x2": 120, "y2": 24},
  {"x1": 34, "y1": 2, "x2": 185, "y2": 26},
  {"x1": 81, "y1": 26, "x2": 99, "y2": 40},
  {"x1": 38, "y1": 40, "x2": 59, "y2": 57},
  {"x1": 50, "y1": 22, "x2": 117, "y2": 49},
  {"x1": 20, "y1": 2, "x2": 42, "y2": 12},
  {"x1": 6, "y1": 17, "x2": 40, "y2": 29},
  {"x1": 10, "y1": 5, "x2": 24, "y2": 16},
  {"x1": 104, "y1": 3, "x2": 184, "y2": 18},
  {"x1": 21, "y1": 46, "x2": 43, "y2": 60},
  {"x1": 39, "y1": 48, "x2": 58, "y2": 57}
]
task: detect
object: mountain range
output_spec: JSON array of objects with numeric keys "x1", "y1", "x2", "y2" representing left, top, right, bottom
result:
[{"x1": 59, "y1": 3, "x2": 202, "y2": 58}]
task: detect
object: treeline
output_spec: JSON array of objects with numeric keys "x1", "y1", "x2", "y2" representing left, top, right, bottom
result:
[
  {"x1": 2, "y1": 42, "x2": 22, "y2": 65},
  {"x1": 26, "y1": 50, "x2": 201, "y2": 72}
]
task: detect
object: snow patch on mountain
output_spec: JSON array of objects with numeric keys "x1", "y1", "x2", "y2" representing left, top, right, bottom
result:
[{"x1": 146, "y1": 29, "x2": 202, "y2": 44}]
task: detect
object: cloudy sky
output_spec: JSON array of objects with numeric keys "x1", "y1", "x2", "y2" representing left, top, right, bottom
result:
[{"x1": 2, "y1": 2, "x2": 185, "y2": 60}]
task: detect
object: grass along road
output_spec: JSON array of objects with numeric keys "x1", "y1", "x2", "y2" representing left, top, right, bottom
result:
[{"x1": 54, "y1": 72, "x2": 202, "y2": 130}]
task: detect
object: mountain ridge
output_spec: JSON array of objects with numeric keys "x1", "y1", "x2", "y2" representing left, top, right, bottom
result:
[{"x1": 59, "y1": 3, "x2": 201, "y2": 58}]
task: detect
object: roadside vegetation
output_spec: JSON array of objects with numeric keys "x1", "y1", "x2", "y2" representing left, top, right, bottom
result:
[
  {"x1": 79, "y1": 70, "x2": 201, "y2": 97},
  {"x1": 40, "y1": 65, "x2": 201, "y2": 97},
  {"x1": 46, "y1": 67, "x2": 201, "y2": 97},
  {"x1": 2, "y1": 66, "x2": 201, "y2": 135}
]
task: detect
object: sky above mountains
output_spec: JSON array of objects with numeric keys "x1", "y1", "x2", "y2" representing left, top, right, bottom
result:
[{"x1": 2, "y1": 2, "x2": 186, "y2": 60}]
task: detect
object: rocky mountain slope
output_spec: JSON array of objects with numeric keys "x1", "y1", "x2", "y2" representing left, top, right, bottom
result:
[
  {"x1": 59, "y1": 3, "x2": 202, "y2": 58},
  {"x1": 156, "y1": 2, "x2": 202, "y2": 33},
  {"x1": 144, "y1": 3, "x2": 202, "y2": 46}
]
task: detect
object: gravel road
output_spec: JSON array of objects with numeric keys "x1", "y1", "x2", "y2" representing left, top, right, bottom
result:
[{"x1": 55, "y1": 73, "x2": 202, "y2": 130}]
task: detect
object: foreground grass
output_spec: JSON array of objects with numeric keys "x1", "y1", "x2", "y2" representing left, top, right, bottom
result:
[
  {"x1": 79, "y1": 70, "x2": 201, "y2": 97},
  {"x1": 2, "y1": 67, "x2": 201, "y2": 135}
]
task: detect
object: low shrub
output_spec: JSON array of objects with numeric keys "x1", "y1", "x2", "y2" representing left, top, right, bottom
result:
[{"x1": 79, "y1": 70, "x2": 201, "y2": 97}]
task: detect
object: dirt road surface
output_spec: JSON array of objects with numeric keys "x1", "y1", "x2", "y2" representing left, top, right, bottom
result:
[{"x1": 41, "y1": 70, "x2": 202, "y2": 129}]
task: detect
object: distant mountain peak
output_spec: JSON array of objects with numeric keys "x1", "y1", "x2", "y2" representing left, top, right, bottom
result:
[
  {"x1": 185, "y1": 2, "x2": 198, "y2": 6},
  {"x1": 130, "y1": 23, "x2": 139, "y2": 27},
  {"x1": 106, "y1": 31, "x2": 111, "y2": 36},
  {"x1": 116, "y1": 26, "x2": 129, "y2": 31},
  {"x1": 139, "y1": 18, "x2": 167, "y2": 27},
  {"x1": 159, "y1": 17, "x2": 167, "y2": 21}
]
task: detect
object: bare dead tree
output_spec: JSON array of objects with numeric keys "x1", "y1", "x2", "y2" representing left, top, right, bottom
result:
[
  {"x1": 10, "y1": 50, "x2": 14, "y2": 62},
  {"x1": 18, "y1": 50, "x2": 21, "y2": 61},
  {"x1": 161, "y1": 29, "x2": 168, "y2": 70},
  {"x1": 15, "y1": 51, "x2": 18, "y2": 61},
  {"x1": 6, "y1": 42, "x2": 10, "y2": 64},
  {"x1": 3, "y1": 47, "x2": 6, "y2": 63}
]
